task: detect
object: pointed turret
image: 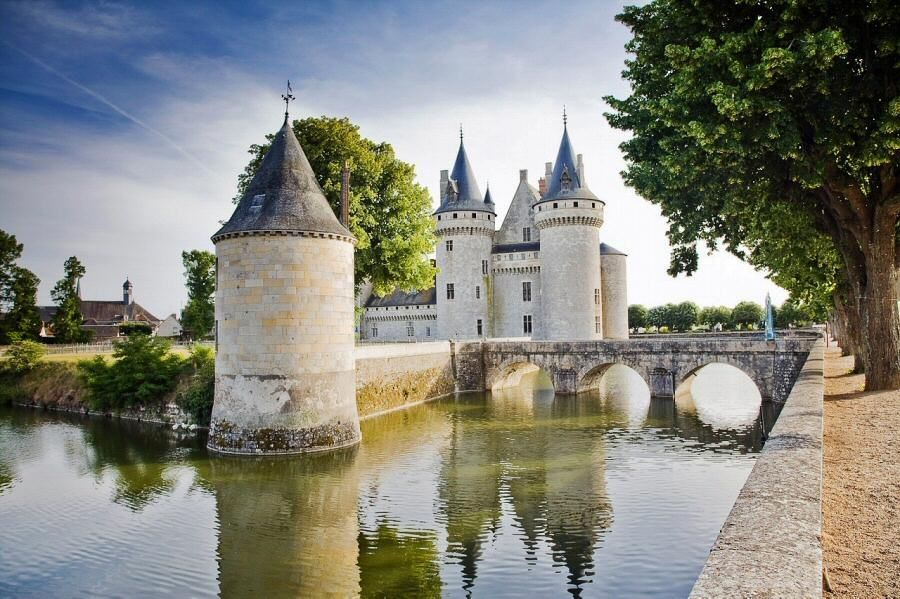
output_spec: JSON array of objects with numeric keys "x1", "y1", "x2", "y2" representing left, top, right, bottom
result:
[
  {"x1": 213, "y1": 116, "x2": 352, "y2": 241},
  {"x1": 543, "y1": 122, "x2": 599, "y2": 202},
  {"x1": 483, "y1": 183, "x2": 494, "y2": 208},
  {"x1": 435, "y1": 130, "x2": 494, "y2": 215}
]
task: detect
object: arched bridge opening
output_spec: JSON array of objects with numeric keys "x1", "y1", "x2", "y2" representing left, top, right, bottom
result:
[{"x1": 675, "y1": 363, "x2": 763, "y2": 430}]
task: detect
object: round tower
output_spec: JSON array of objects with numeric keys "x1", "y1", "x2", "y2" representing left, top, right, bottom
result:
[
  {"x1": 434, "y1": 130, "x2": 496, "y2": 339},
  {"x1": 600, "y1": 243, "x2": 629, "y2": 339},
  {"x1": 208, "y1": 110, "x2": 359, "y2": 455},
  {"x1": 533, "y1": 117, "x2": 605, "y2": 341}
]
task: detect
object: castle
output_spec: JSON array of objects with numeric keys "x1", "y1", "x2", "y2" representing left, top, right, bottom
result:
[
  {"x1": 359, "y1": 119, "x2": 629, "y2": 342},
  {"x1": 208, "y1": 107, "x2": 628, "y2": 455}
]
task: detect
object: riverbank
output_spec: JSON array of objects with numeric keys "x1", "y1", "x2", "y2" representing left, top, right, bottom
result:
[{"x1": 823, "y1": 345, "x2": 900, "y2": 598}]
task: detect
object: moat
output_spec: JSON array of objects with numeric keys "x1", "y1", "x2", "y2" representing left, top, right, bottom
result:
[{"x1": 0, "y1": 366, "x2": 774, "y2": 598}]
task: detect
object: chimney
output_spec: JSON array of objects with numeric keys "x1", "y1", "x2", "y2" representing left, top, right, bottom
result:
[
  {"x1": 538, "y1": 177, "x2": 548, "y2": 198},
  {"x1": 519, "y1": 169, "x2": 528, "y2": 182},
  {"x1": 340, "y1": 160, "x2": 350, "y2": 228},
  {"x1": 544, "y1": 161, "x2": 553, "y2": 178},
  {"x1": 440, "y1": 169, "x2": 449, "y2": 198},
  {"x1": 577, "y1": 153, "x2": 584, "y2": 184}
]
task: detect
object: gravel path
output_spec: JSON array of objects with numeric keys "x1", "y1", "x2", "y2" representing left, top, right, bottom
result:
[{"x1": 823, "y1": 345, "x2": 900, "y2": 598}]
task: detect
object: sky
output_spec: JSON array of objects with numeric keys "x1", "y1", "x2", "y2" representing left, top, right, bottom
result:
[{"x1": 0, "y1": 0, "x2": 788, "y2": 319}]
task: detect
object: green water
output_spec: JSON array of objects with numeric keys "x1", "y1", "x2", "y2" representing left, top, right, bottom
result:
[{"x1": 0, "y1": 366, "x2": 772, "y2": 597}]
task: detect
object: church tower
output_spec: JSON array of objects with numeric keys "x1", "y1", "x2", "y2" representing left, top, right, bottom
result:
[
  {"x1": 434, "y1": 130, "x2": 496, "y2": 339},
  {"x1": 533, "y1": 115, "x2": 605, "y2": 340},
  {"x1": 208, "y1": 105, "x2": 360, "y2": 454}
]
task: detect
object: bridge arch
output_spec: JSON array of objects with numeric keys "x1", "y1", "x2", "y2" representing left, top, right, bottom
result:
[
  {"x1": 577, "y1": 362, "x2": 650, "y2": 396},
  {"x1": 489, "y1": 360, "x2": 555, "y2": 392},
  {"x1": 675, "y1": 363, "x2": 763, "y2": 429}
]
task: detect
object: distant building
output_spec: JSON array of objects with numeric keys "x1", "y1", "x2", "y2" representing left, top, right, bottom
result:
[
  {"x1": 39, "y1": 278, "x2": 161, "y2": 340},
  {"x1": 156, "y1": 314, "x2": 183, "y2": 338},
  {"x1": 359, "y1": 118, "x2": 629, "y2": 342}
]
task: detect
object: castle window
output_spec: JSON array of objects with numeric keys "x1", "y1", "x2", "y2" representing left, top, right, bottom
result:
[
  {"x1": 523, "y1": 314, "x2": 533, "y2": 334},
  {"x1": 446, "y1": 240, "x2": 453, "y2": 252},
  {"x1": 595, "y1": 316, "x2": 602, "y2": 334},
  {"x1": 453, "y1": 213, "x2": 458, "y2": 219},
  {"x1": 472, "y1": 213, "x2": 477, "y2": 219},
  {"x1": 595, "y1": 289, "x2": 601, "y2": 304},
  {"x1": 250, "y1": 194, "x2": 265, "y2": 212},
  {"x1": 447, "y1": 284, "x2": 455, "y2": 300},
  {"x1": 426, "y1": 326, "x2": 431, "y2": 337},
  {"x1": 523, "y1": 227, "x2": 531, "y2": 242},
  {"x1": 476, "y1": 286, "x2": 481, "y2": 299},
  {"x1": 482, "y1": 259, "x2": 488, "y2": 275},
  {"x1": 553, "y1": 203, "x2": 558, "y2": 209},
  {"x1": 573, "y1": 201, "x2": 579, "y2": 208},
  {"x1": 407, "y1": 321, "x2": 415, "y2": 337},
  {"x1": 438, "y1": 215, "x2": 442, "y2": 221},
  {"x1": 371, "y1": 326, "x2": 378, "y2": 338},
  {"x1": 476, "y1": 319, "x2": 483, "y2": 336},
  {"x1": 522, "y1": 281, "x2": 532, "y2": 302},
  {"x1": 592, "y1": 203, "x2": 596, "y2": 208}
]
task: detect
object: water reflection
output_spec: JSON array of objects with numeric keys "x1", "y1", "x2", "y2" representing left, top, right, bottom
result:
[
  {"x1": 0, "y1": 364, "x2": 772, "y2": 599},
  {"x1": 676, "y1": 364, "x2": 764, "y2": 431}
]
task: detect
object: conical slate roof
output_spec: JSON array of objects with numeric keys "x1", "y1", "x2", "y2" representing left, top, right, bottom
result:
[
  {"x1": 600, "y1": 242, "x2": 627, "y2": 256},
  {"x1": 212, "y1": 116, "x2": 352, "y2": 241},
  {"x1": 435, "y1": 136, "x2": 494, "y2": 215},
  {"x1": 484, "y1": 184, "x2": 494, "y2": 206},
  {"x1": 543, "y1": 124, "x2": 599, "y2": 202}
]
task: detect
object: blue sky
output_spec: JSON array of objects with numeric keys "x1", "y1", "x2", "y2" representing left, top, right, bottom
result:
[{"x1": 0, "y1": 0, "x2": 787, "y2": 317}]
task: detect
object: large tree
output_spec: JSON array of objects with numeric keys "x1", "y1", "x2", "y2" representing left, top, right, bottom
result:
[
  {"x1": 0, "y1": 230, "x2": 41, "y2": 342},
  {"x1": 51, "y1": 256, "x2": 90, "y2": 343},
  {"x1": 181, "y1": 250, "x2": 216, "y2": 340},
  {"x1": 237, "y1": 116, "x2": 437, "y2": 296},
  {"x1": 606, "y1": 1, "x2": 900, "y2": 389}
]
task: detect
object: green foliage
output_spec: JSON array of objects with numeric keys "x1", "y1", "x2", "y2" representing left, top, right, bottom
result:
[
  {"x1": 177, "y1": 344, "x2": 215, "y2": 426},
  {"x1": 237, "y1": 116, "x2": 437, "y2": 295},
  {"x1": 628, "y1": 304, "x2": 649, "y2": 330},
  {"x1": 51, "y1": 256, "x2": 90, "y2": 343},
  {"x1": 699, "y1": 305, "x2": 733, "y2": 329},
  {"x1": 358, "y1": 523, "x2": 442, "y2": 599},
  {"x1": 605, "y1": 0, "x2": 900, "y2": 388},
  {"x1": 776, "y1": 297, "x2": 816, "y2": 328},
  {"x1": 181, "y1": 250, "x2": 216, "y2": 340},
  {"x1": 78, "y1": 335, "x2": 183, "y2": 411},
  {"x1": 671, "y1": 301, "x2": 700, "y2": 332},
  {"x1": 732, "y1": 301, "x2": 764, "y2": 330},
  {"x1": 0, "y1": 230, "x2": 41, "y2": 343},
  {"x1": 119, "y1": 321, "x2": 153, "y2": 336},
  {"x1": 647, "y1": 304, "x2": 672, "y2": 332},
  {"x1": 2, "y1": 334, "x2": 45, "y2": 374}
]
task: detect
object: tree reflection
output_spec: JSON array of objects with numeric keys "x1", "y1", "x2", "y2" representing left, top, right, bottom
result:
[{"x1": 357, "y1": 523, "x2": 441, "y2": 598}]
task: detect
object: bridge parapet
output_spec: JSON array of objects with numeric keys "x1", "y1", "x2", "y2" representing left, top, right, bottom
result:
[{"x1": 454, "y1": 333, "x2": 818, "y2": 402}]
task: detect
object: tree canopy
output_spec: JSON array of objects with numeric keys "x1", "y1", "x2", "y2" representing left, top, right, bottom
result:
[
  {"x1": 181, "y1": 250, "x2": 215, "y2": 340},
  {"x1": 605, "y1": 0, "x2": 900, "y2": 388},
  {"x1": 50, "y1": 256, "x2": 90, "y2": 343},
  {"x1": 237, "y1": 116, "x2": 437, "y2": 296},
  {"x1": 628, "y1": 304, "x2": 649, "y2": 331},
  {"x1": 0, "y1": 230, "x2": 41, "y2": 343}
]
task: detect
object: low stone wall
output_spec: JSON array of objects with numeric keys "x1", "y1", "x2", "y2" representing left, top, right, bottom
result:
[
  {"x1": 355, "y1": 342, "x2": 455, "y2": 418},
  {"x1": 690, "y1": 338, "x2": 825, "y2": 598}
]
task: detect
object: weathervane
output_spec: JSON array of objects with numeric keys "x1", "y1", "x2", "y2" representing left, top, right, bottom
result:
[
  {"x1": 459, "y1": 123, "x2": 464, "y2": 142},
  {"x1": 563, "y1": 105, "x2": 567, "y2": 127},
  {"x1": 282, "y1": 80, "x2": 295, "y2": 118}
]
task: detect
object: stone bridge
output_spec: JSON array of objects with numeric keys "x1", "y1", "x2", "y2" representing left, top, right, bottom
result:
[{"x1": 452, "y1": 333, "x2": 819, "y2": 403}]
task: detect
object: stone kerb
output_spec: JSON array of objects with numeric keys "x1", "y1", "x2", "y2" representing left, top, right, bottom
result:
[{"x1": 689, "y1": 338, "x2": 825, "y2": 599}]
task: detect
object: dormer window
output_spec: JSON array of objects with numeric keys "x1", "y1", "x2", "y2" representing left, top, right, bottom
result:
[
  {"x1": 250, "y1": 194, "x2": 265, "y2": 212},
  {"x1": 560, "y1": 166, "x2": 572, "y2": 191}
]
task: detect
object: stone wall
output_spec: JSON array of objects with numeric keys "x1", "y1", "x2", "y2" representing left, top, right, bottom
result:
[
  {"x1": 600, "y1": 253, "x2": 628, "y2": 340},
  {"x1": 360, "y1": 304, "x2": 438, "y2": 341},
  {"x1": 354, "y1": 342, "x2": 455, "y2": 418},
  {"x1": 690, "y1": 339, "x2": 825, "y2": 598},
  {"x1": 491, "y1": 252, "x2": 542, "y2": 339}
]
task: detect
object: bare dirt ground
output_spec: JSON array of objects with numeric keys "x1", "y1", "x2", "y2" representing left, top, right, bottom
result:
[{"x1": 823, "y1": 344, "x2": 900, "y2": 598}]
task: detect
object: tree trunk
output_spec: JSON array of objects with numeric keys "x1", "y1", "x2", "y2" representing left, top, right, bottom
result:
[{"x1": 859, "y1": 224, "x2": 900, "y2": 390}]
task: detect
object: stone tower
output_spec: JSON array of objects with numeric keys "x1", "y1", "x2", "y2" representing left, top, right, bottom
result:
[
  {"x1": 600, "y1": 243, "x2": 629, "y2": 339},
  {"x1": 434, "y1": 132, "x2": 496, "y2": 339},
  {"x1": 208, "y1": 111, "x2": 360, "y2": 455},
  {"x1": 533, "y1": 119, "x2": 604, "y2": 340},
  {"x1": 122, "y1": 278, "x2": 133, "y2": 305}
]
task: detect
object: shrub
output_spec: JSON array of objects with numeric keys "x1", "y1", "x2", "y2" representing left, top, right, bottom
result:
[
  {"x1": 3, "y1": 334, "x2": 46, "y2": 375},
  {"x1": 177, "y1": 344, "x2": 215, "y2": 426},
  {"x1": 78, "y1": 335, "x2": 183, "y2": 411}
]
